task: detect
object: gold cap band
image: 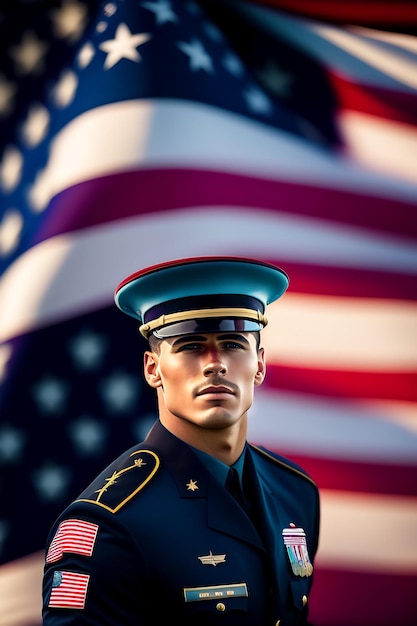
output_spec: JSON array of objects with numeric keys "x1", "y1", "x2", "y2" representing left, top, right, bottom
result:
[{"x1": 139, "y1": 307, "x2": 268, "y2": 338}]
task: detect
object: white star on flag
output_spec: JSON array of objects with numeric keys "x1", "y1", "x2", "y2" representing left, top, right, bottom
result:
[
  {"x1": 52, "y1": 69, "x2": 78, "y2": 108},
  {"x1": 32, "y1": 376, "x2": 70, "y2": 414},
  {"x1": 69, "y1": 417, "x2": 107, "y2": 454},
  {"x1": 99, "y1": 370, "x2": 141, "y2": 412},
  {"x1": 99, "y1": 23, "x2": 152, "y2": 69},
  {"x1": 21, "y1": 103, "x2": 50, "y2": 147},
  {"x1": 49, "y1": 0, "x2": 89, "y2": 42},
  {"x1": 33, "y1": 463, "x2": 72, "y2": 501},
  {"x1": 256, "y1": 59, "x2": 294, "y2": 99},
  {"x1": 68, "y1": 330, "x2": 107, "y2": 370},
  {"x1": 0, "y1": 146, "x2": 23, "y2": 192},
  {"x1": 142, "y1": 0, "x2": 178, "y2": 25},
  {"x1": 243, "y1": 85, "x2": 272, "y2": 115},
  {"x1": 0, "y1": 426, "x2": 26, "y2": 462},
  {"x1": 0, "y1": 209, "x2": 23, "y2": 255},
  {"x1": 9, "y1": 30, "x2": 49, "y2": 76},
  {"x1": 177, "y1": 38, "x2": 213, "y2": 72}
]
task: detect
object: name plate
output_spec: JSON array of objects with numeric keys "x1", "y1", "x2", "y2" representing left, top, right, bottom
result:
[{"x1": 184, "y1": 583, "x2": 248, "y2": 603}]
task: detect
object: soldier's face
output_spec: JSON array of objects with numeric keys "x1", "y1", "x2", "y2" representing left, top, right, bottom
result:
[{"x1": 144, "y1": 332, "x2": 265, "y2": 431}]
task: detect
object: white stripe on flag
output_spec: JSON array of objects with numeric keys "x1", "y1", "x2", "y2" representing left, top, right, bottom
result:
[
  {"x1": 249, "y1": 389, "x2": 417, "y2": 463},
  {"x1": 27, "y1": 100, "x2": 417, "y2": 213},
  {"x1": 264, "y1": 294, "x2": 417, "y2": 370},
  {"x1": 339, "y1": 111, "x2": 417, "y2": 182},
  {"x1": 317, "y1": 489, "x2": 417, "y2": 573}
]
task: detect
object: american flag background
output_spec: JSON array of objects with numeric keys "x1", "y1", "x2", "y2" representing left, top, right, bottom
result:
[{"x1": 0, "y1": 1, "x2": 416, "y2": 624}]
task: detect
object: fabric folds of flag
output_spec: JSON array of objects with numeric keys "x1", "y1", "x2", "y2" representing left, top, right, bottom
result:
[{"x1": 0, "y1": 1, "x2": 416, "y2": 625}]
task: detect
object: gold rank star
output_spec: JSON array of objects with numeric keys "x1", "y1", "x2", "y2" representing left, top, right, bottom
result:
[{"x1": 186, "y1": 479, "x2": 199, "y2": 491}]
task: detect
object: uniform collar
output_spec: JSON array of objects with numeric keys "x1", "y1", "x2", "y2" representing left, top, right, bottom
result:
[{"x1": 191, "y1": 443, "x2": 247, "y2": 488}]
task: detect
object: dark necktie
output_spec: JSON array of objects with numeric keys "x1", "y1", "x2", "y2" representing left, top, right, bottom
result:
[
  {"x1": 226, "y1": 466, "x2": 263, "y2": 535},
  {"x1": 226, "y1": 467, "x2": 250, "y2": 512}
]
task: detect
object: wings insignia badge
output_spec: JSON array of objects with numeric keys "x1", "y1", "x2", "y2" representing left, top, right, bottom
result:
[{"x1": 198, "y1": 550, "x2": 226, "y2": 566}]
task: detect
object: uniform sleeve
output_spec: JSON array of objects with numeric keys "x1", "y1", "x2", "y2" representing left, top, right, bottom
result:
[{"x1": 42, "y1": 503, "x2": 151, "y2": 625}]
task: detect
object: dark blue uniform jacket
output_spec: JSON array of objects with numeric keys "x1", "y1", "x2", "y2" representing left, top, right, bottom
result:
[{"x1": 42, "y1": 420, "x2": 320, "y2": 625}]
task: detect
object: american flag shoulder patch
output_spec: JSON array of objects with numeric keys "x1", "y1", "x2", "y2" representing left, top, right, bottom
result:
[
  {"x1": 46, "y1": 519, "x2": 99, "y2": 563},
  {"x1": 48, "y1": 570, "x2": 90, "y2": 609}
]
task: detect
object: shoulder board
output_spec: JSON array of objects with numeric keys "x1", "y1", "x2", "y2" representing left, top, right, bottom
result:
[
  {"x1": 75, "y1": 449, "x2": 160, "y2": 514},
  {"x1": 250, "y1": 444, "x2": 317, "y2": 489}
]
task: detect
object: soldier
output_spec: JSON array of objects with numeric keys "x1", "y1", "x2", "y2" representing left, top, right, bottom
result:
[{"x1": 42, "y1": 256, "x2": 320, "y2": 625}]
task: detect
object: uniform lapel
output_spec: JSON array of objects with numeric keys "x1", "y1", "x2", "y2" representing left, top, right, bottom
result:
[
  {"x1": 245, "y1": 447, "x2": 289, "y2": 611},
  {"x1": 206, "y1": 477, "x2": 265, "y2": 550}
]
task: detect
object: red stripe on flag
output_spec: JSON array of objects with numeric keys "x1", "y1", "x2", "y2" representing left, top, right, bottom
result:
[
  {"x1": 251, "y1": 1, "x2": 417, "y2": 26},
  {"x1": 264, "y1": 260, "x2": 417, "y2": 300},
  {"x1": 265, "y1": 364, "x2": 417, "y2": 402},
  {"x1": 310, "y1": 567, "x2": 417, "y2": 626},
  {"x1": 39, "y1": 169, "x2": 417, "y2": 241},
  {"x1": 280, "y1": 455, "x2": 417, "y2": 496},
  {"x1": 330, "y1": 75, "x2": 417, "y2": 126}
]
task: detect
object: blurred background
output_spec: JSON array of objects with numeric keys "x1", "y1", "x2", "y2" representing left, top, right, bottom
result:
[{"x1": 0, "y1": 1, "x2": 416, "y2": 624}]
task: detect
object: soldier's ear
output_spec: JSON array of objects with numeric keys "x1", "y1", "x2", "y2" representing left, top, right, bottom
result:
[
  {"x1": 254, "y1": 347, "x2": 266, "y2": 386},
  {"x1": 144, "y1": 352, "x2": 162, "y2": 388}
]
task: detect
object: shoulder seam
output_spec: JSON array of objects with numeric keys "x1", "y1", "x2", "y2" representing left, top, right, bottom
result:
[{"x1": 250, "y1": 444, "x2": 318, "y2": 488}]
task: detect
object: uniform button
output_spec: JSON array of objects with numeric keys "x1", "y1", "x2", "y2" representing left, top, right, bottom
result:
[
  {"x1": 302, "y1": 595, "x2": 308, "y2": 607},
  {"x1": 216, "y1": 602, "x2": 226, "y2": 612}
]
